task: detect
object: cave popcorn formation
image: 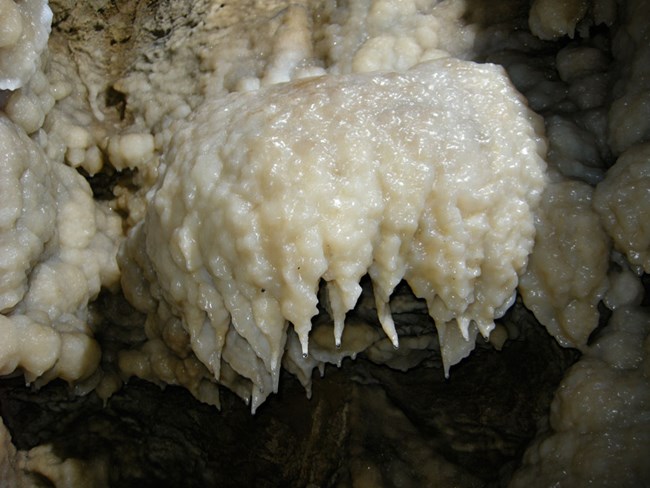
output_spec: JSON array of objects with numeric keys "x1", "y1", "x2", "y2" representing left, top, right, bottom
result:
[
  {"x1": 0, "y1": 117, "x2": 121, "y2": 386},
  {"x1": 0, "y1": 0, "x2": 51, "y2": 91},
  {"x1": 0, "y1": 1, "x2": 122, "y2": 389},
  {"x1": 118, "y1": 58, "x2": 548, "y2": 410},
  {"x1": 0, "y1": 0, "x2": 650, "y2": 485}
]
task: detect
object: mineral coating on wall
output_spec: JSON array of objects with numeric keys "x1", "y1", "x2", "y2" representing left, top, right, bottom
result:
[{"x1": 120, "y1": 58, "x2": 547, "y2": 410}]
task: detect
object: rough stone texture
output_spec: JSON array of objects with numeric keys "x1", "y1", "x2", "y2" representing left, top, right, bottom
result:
[{"x1": 1, "y1": 0, "x2": 632, "y2": 484}]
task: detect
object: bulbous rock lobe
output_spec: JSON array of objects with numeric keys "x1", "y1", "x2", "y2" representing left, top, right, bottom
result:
[
  {"x1": 120, "y1": 58, "x2": 548, "y2": 410},
  {"x1": 0, "y1": 0, "x2": 52, "y2": 90}
]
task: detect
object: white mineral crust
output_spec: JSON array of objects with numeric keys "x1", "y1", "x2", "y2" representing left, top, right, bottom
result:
[
  {"x1": 0, "y1": 0, "x2": 52, "y2": 90},
  {"x1": 120, "y1": 57, "x2": 547, "y2": 410}
]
